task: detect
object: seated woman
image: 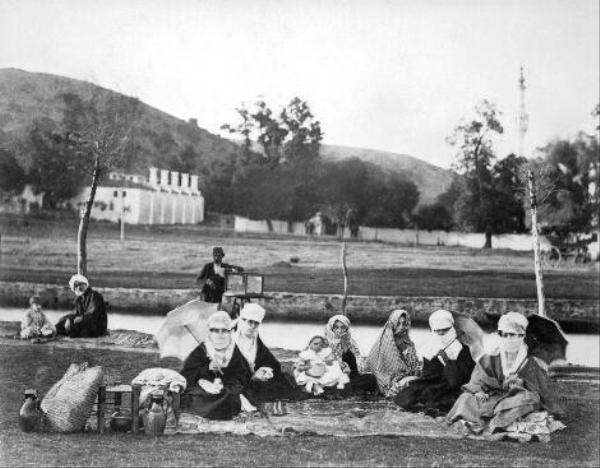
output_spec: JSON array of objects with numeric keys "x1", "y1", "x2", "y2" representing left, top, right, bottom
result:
[
  {"x1": 324, "y1": 315, "x2": 378, "y2": 394},
  {"x1": 395, "y1": 309, "x2": 475, "y2": 415},
  {"x1": 21, "y1": 295, "x2": 55, "y2": 340},
  {"x1": 365, "y1": 309, "x2": 421, "y2": 398},
  {"x1": 180, "y1": 311, "x2": 253, "y2": 420},
  {"x1": 447, "y1": 312, "x2": 565, "y2": 441},
  {"x1": 294, "y1": 335, "x2": 349, "y2": 395},
  {"x1": 233, "y1": 303, "x2": 296, "y2": 405}
]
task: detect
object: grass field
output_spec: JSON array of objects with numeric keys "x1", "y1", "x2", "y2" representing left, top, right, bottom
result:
[
  {"x1": 0, "y1": 343, "x2": 598, "y2": 467},
  {"x1": 0, "y1": 216, "x2": 598, "y2": 299}
]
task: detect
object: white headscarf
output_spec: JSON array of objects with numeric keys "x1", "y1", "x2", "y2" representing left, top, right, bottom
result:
[
  {"x1": 422, "y1": 310, "x2": 462, "y2": 361},
  {"x1": 68, "y1": 274, "x2": 88, "y2": 293},
  {"x1": 234, "y1": 305, "x2": 265, "y2": 372},
  {"x1": 204, "y1": 311, "x2": 235, "y2": 371}
]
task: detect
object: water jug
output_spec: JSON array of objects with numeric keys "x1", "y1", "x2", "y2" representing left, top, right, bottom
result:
[
  {"x1": 145, "y1": 393, "x2": 167, "y2": 436},
  {"x1": 19, "y1": 389, "x2": 40, "y2": 433}
]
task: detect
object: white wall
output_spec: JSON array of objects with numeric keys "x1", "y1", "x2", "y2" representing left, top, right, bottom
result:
[
  {"x1": 68, "y1": 186, "x2": 205, "y2": 225},
  {"x1": 234, "y1": 215, "x2": 547, "y2": 251}
]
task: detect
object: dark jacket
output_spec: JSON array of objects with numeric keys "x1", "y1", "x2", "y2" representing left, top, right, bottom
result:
[
  {"x1": 180, "y1": 343, "x2": 252, "y2": 420},
  {"x1": 196, "y1": 262, "x2": 244, "y2": 303}
]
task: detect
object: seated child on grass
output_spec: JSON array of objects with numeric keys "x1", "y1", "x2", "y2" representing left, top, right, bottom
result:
[
  {"x1": 294, "y1": 335, "x2": 350, "y2": 395},
  {"x1": 21, "y1": 296, "x2": 55, "y2": 340}
]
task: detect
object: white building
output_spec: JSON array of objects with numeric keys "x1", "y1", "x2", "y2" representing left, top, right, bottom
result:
[{"x1": 69, "y1": 167, "x2": 205, "y2": 225}]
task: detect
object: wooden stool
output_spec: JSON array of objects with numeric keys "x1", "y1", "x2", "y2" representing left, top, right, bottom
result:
[{"x1": 96, "y1": 384, "x2": 141, "y2": 434}]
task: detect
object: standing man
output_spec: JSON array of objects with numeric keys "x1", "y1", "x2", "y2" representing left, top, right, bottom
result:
[
  {"x1": 197, "y1": 247, "x2": 244, "y2": 303},
  {"x1": 55, "y1": 274, "x2": 108, "y2": 337}
]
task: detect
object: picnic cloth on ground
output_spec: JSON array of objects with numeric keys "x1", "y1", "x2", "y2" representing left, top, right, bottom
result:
[
  {"x1": 173, "y1": 399, "x2": 463, "y2": 438},
  {"x1": 40, "y1": 362, "x2": 103, "y2": 433},
  {"x1": 446, "y1": 347, "x2": 565, "y2": 440}
]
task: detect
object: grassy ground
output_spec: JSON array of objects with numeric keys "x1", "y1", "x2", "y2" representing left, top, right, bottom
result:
[
  {"x1": 0, "y1": 343, "x2": 598, "y2": 467},
  {"x1": 1, "y1": 216, "x2": 598, "y2": 300}
]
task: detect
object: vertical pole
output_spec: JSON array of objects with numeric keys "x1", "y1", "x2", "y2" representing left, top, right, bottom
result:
[
  {"x1": 132, "y1": 384, "x2": 141, "y2": 434},
  {"x1": 97, "y1": 385, "x2": 106, "y2": 433},
  {"x1": 527, "y1": 168, "x2": 546, "y2": 317},
  {"x1": 120, "y1": 190, "x2": 125, "y2": 242}
]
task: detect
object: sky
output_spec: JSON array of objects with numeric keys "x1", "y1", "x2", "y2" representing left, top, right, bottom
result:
[{"x1": 1, "y1": 0, "x2": 598, "y2": 169}]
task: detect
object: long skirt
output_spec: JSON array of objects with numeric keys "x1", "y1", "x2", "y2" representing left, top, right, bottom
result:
[{"x1": 180, "y1": 388, "x2": 242, "y2": 420}]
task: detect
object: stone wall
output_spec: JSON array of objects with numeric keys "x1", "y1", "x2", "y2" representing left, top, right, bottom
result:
[{"x1": 1, "y1": 281, "x2": 597, "y2": 327}]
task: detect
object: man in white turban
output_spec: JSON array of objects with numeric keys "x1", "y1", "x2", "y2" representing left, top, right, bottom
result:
[
  {"x1": 55, "y1": 274, "x2": 107, "y2": 337},
  {"x1": 394, "y1": 309, "x2": 475, "y2": 415},
  {"x1": 233, "y1": 302, "x2": 296, "y2": 404}
]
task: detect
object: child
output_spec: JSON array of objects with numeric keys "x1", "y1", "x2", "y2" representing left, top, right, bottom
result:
[
  {"x1": 294, "y1": 335, "x2": 349, "y2": 395},
  {"x1": 21, "y1": 296, "x2": 55, "y2": 340}
]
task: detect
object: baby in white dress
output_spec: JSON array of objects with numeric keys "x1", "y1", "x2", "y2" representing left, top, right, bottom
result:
[{"x1": 294, "y1": 335, "x2": 349, "y2": 395}]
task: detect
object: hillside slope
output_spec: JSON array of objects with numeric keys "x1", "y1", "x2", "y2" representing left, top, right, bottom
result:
[
  {"x1": 320, "y1": 145, "x2": 453, "y2": 206},
  {"x1": 0, "y1": 68, "x2": 453, "y2": 206},
  {"x1": 0, "y1": 68, "x2": 239, "y2": 174}
]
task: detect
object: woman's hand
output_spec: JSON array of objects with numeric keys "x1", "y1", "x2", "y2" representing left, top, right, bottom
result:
[
  {"x1": 252, "y1": 367, "x2": 273, "y2": 382},
  {"x1": 475, "y1": 391, "x2": 489, "y2": 403},
  {"x1": 504, "y1": 375, "x2": 524, "y2": 389},
  {"x1": 341, "y1": 362, "x2": 351, "y2": 374},
  {"x1": 198, "y1": 379, "x2": 222, "y2": 395}
]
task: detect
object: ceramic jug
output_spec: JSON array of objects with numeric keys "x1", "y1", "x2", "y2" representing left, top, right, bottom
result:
[
  {"x1": 19, "y1": 389, "x2": 40, "y2": 433},
  {"x1": 145, "y1": 393, "x2": 167, "y2": 436}
]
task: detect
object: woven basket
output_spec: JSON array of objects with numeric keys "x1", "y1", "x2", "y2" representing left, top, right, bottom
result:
[{"x1": 41, "y1": 362, "x2": 103, "y2": 433}]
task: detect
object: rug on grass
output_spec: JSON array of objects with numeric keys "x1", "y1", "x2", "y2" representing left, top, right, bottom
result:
[{"x1": 173, "y1": 399, "x2": 463, "y2": 439}]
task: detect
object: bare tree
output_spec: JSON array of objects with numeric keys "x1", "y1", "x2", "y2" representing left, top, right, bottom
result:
[{"x1": 62, "y1": 89, "x2": 141, "y2": 275}]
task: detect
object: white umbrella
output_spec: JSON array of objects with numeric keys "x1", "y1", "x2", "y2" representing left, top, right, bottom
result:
[{"x1": 155, "y1": 300, "x2": 219, "y2": 361}]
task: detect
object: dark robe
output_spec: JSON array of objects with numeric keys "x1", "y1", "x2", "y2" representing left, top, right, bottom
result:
[
  {"x1": 180, "y1": 344, "x2": 252, "y2": 420},
  {"x1": 55, "y1": 288, "x2": 107, "y2": 338},
  {"x1": 342, "y1": 349, "x2": 379, "y2": 394},
  {"x1": 242, "y1": 337, "x2": 298, "y2": 404},
  {"x1": 196, "y1": 262, "x2": 244, "y2": 303},
  {"x1": 395, "y1": 344, "x2": 475, "y2": 413},
  {"x1": 447, "y1": 353, "x2": 564, "y2": 431}
]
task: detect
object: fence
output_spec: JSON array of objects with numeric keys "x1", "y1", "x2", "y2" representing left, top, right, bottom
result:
[{"x1": 233, "y1": 215, "x2": 548, "y2": 251}]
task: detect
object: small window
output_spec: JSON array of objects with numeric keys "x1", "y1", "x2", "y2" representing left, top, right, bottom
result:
[
  {"x1": 109, "y1": 202, "x2": 114, "y2": 211},
  {"x1": 122, "y1": 191, "x2": 127, "y2": 197},
  {"x1": 113, "y1": 191, "x2": 118, "y2": 197}
]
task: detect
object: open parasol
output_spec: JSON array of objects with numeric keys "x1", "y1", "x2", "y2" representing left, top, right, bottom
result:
[
  {"x1": 525, "y1": 314, "x2": 569, "y2": 365},
  {"x1": 450, "y1": 311, "x2": 485, "y2": 361},
  {"x1": 155, "y1": 300, "x2": 219, "y2": 362}
]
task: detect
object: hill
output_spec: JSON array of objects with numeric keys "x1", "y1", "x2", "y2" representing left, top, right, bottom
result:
[
  {"x1": 320, "y1": 145, "x2": 453, "y2": 206},
  {"x1": 0, "y1": 68, "x2": 453, "y2": 207},
  {"x1": 0, "y1": 68, "x2": 239, "y2": 175}
]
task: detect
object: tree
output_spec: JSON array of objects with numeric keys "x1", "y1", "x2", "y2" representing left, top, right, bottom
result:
[
  {"x1": 59, "y1": 90, "x2": 141, "y2": 275},
  {"x1": 535, "y1": 133, "x2": 599, "y2": 241},
  {"x1": 414, "y1": 202, "x2": 453, "y2": 231},
  {"x1": 0, "y1": 148, "x2": 26, "y2": 195},
  {"x1": 446, "y1": 100, "x2": 504, "y2": 247},
  {"x1": 223, "y1": 97, "x2": 323, "y2": 222},
  {"x1": 25, "y1": 121, "x2": 85, "y2": 207}
]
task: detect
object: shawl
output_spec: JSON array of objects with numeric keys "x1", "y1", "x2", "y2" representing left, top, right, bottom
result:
[
  {"x1": 234, "y1": 329, "x2": 258, "y2": 372},
  {"x1": 365, "y1": 310, "x2": 420, "y2": 393},
  {"x1": 204, "y1": 337, "x2": 235, "y2": 374},
  {"x1": 324, "y1": 315, "x2": 362, "y2": 363},
  {"x1": 499, "y1": 343, "x2": 529, "y2": 378}
]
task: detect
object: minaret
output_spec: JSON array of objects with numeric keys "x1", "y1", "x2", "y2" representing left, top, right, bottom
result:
[{"x1": 517, "y1": 66, "x2": 529, "y2": 157}]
